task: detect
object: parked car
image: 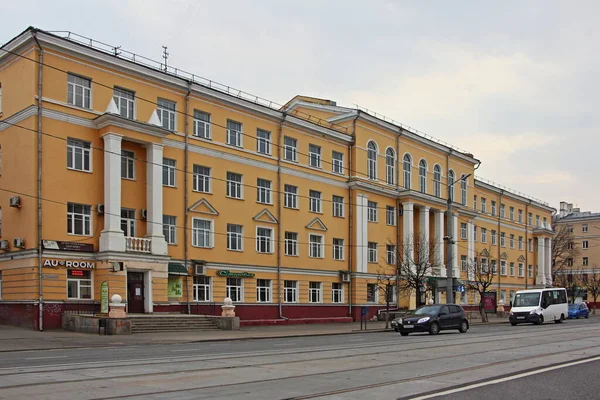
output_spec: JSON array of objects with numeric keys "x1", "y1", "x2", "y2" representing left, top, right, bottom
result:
[
  {"x1": 396, "y1": 304, "x2": 469, "y2": 336},
  {"x1": 568, "y1": 303, "x2": 589, "y2": 319}
]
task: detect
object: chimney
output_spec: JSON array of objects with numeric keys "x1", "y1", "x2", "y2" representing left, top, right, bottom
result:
[{"x1": 560, "y1": 201, "x2": 567, "y2": 211}]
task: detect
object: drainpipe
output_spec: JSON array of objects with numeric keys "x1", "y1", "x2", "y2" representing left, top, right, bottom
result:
[
  {"x1": 277, "y1": 116, "x2": 287, "y2": 320},
  {"x1": 33, "y1": 31, "x2": 44, "y2": 331},
  {"x1": 184, "y1": 82, "x2": 191, "y2": 314},
  {"x1": 348, "y1": 114, "x2": 358, "y2": 316}
]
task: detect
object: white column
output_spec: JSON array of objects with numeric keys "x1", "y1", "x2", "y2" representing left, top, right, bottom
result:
[
  {"x1": 452, "y1": 213, "x2": 459, "y2": 277},
  {"x1": 99, "y1": 133, "x2": 125, "y2": 253},
  {"x1": 146, "y1": 142, "x2": 168, "y2": 256},
  {"x1": 536, "y1": 237, "x2": 546, "y2": 286},
  {"x1": 419, "y1": 206, "x2": 430, "y2": 248},
  {"x1": 467, "y1": 220, "x2": 475, "y2": 280},
  {"x1": 403, "y1": 202, "x2": 414, "y2": 260},
  {"x1": 434, "y1": 210, "x2": 445, "y2": 276},
  {"x1": 356, "y1": 195, "x2": 368, "y2": 273},
  {"x1": 545, "y1": 237, "x2": 552, "y2": 287}
]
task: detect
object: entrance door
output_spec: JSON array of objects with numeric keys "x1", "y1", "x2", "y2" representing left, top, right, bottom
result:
[{"x1": 127, "y1": 272, "x2": 145, "y2": 313}]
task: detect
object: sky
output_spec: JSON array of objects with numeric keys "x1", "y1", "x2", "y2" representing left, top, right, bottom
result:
[{"x1": 1, "y1": 0, "x2": 598, "y2": 212}]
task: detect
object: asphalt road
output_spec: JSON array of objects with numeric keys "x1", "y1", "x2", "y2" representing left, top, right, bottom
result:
[{"x1": 0, "y1": 318, "x2": 599, "y2": 399}]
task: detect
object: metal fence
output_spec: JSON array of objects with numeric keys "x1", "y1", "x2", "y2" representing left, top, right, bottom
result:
[{"x1": 62, "y1": 302, "x2": 101, "y2": 315}]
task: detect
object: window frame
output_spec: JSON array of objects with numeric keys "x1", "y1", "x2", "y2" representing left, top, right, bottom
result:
[
  {"x1": 193, "y1": 109, "x2": 211, "y2": 139},
  {"x1": 256, "y1": 226, "x2": 274, "y2": 254},
  {"x1": 67, "y1": 269, "x2": 93, "y2": 300},
  {"x1": 157, "y1": 98, "x2": 176, "y2": 131},
  {"x1": 333, "y1": 238, "x2": 344, "y2": 260},
  {"x1": 332, "y1": 195, "x2": 344, "y2": 218},
  {"x1": 162, "y1": 215, "x2": 177, "y2": 244},
  {"x1": 367, "y1": 141, "x2": 378, "y2": 180},
  {"x1": 284, "y1": 185, "x2": 299, "y2": 209},
  {"x1": 162, "y1": 158, "x2": 176, "y2": 187},
  {"x1": 67, "y1": 202, "x2": 92, "y2": 236},
  {"x1": 226, "y1": 119, "x2": 243, "y2": 148},
  {"x1": 386, "y1": 206, "x2": 396, "y2": 226},
  {"x1": 256, "y1": 178, "x2": 272, "y2": 205},
  {"x1": 284, "y1": 231, "x2": 298, "y2": 256},
  {"x1": 256, "y1": 279, "x2": 272, "y2": 303},
  {"x1": 192, "y1": 218, "x2": 213, "y2": 248},
  {"x1": 368, "y1": 242, "x2": 378, "y2": 263},
  {"x1": 419, "y1": 159, "x2": 427, "y2": 193},
  {"x1": 256, "y1": 128, "x2": 272, "y2": 155},
  {"x1": 433, "y1": 165, "x2": 442, "y2": 197},
  {"x1": 403, "y1": 154, "x2": 412, "y2": 189},
  {"x1": 284, "y1": 136, "x2": 298, "y2": 162},
  {"x1": 284, "y1": 280, "x2": 298, "y2": 303},
  {"x1": 309, "y1": 190, "x2": 322, "y2": 213},
  {"x1": 67, "y1": 73, "x2": 91, "y2": 109},
  {"x1": 67, "y1": 138, "x2": 92, "y2": 173},
  {"x1": 332, "y1": 151, "x2": 344, "y2": 174},
  {"x1": 193, "y1": 275, "x2": 211, "y2": 302},
  {"x1": 309, "y1": 281, "x2": 323, "y2": 303},
  {"x1": 309, "y1": 233, "x2": 324, "y2": 258},
  {"x1": 227, "y1": 224, "x2": 244, "y2": 252},
  {"x1": 332, "y1": 282, "x2": 344, "y2": 303},
  {"x1": 226, "y1": 277, "x2": 244, "y2": 302},
  {"x1": 226, "y1": 172, "x2": 244, "y2": 199},
  {"x1": 309, "y1": 144, "x2": 322, "y2": 168},
  {"x1": 113, "y1": 87, "x2": 135, "y2": 119},
  {"x1": 386, "y1": 148, "x2": 396, "y2": 185},
  {"x1": 121, "y1": 150, "x2": 136, "y2": 180},
  {"x1": 120, "y1": 208, "x2": 136, "y2": 237},
  {"x1": 367, "y1": 201, "x2": 378, "y2": 223},
  {"x1": 192, "y1": 165, "x2": 211, "y2": 193}
]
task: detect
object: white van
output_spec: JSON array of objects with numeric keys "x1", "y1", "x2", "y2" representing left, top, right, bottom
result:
[{"x1": 509, "y1": 288, "x2": 568, "y2": 326}]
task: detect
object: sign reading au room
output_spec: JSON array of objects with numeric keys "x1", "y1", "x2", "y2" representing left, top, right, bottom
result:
[
  {"x1": 43, "y1": 259, "x2": 95, "y2": 269},
  {"x1": 216, "y1": 270, "x2": 255, "y2": 278}
]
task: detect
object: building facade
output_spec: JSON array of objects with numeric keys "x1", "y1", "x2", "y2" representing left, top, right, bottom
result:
[{"x1": 0, "y1": 27, "x2": 554, "y2": 329}]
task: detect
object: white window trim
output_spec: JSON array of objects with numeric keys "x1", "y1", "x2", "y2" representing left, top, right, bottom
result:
[
  {"x1": 309, "y1": 144, "x2": 322, "y2": 168},
  {"x1": 284, "y1": 280, "x2": 299, "y2": 303},
  {"x1": 67, "y1": 138, "x2": 93, "y2": 173},
  {"x1": 227, "y1": 120, "x2": 243, "y2": 148},
  {"x1": 193, "y1": 276, "x2": 212, "y2": 302},
  {"x1": 308, "y1": 282, "x2": 323, "y2": 303},
  {"x1": 121, "y1": 150, "x2": 136, "y2": 180},
  {"x1": 66, "y1": 269, "x2": 94, "y2": 300},
  {"x1": 256, "y1": 226, "x2": 275, "y2": 254},
  {"x1": 332, "y1": 151, "x2": 344, "y2": 174},
  {"x1": 163, "y1": 215, "x2": 177, "y2": 245},
  {"x1": 256, "y1": 279, "x2": 272, "y2": 303},
  {"x1": 256, "y1": 179, "x2": 273, "y2": 205},
  {"x1": 256, "y1": 129, "x2": 272, "y2": 155},
  {"x1": 333, "y1": 238, "x2": 345, "y2": 261},
  {"x1": 284, "y1": 232, "x2": 299, "y2": 257},
  {"x1": 227, "y1": 224, "x2": 244, "y2": 252},
  {"x1": 284, "y1": 185, "x2": 299, "y2": 210},
  {"x1": 226, "y1": 278, "x2": 244, "y2": 303},
  {"x1": 193, "y1": 110, "x2": 212, "y2": 139},
  {"x1": 309, "y1": 190, "x2": 323, "y2": 214},
  {"x1": 309, "y1": 233, "x2": 325, "y2": 259},
  {"x1": 192, "y1": 165, "x2": 212, "y2": 194},
  {"x1": 226, "y1": 172, "x2": 244, "y2": 200},
  {"x1": 67, "y1": 73, "x2": 92, "y2": 109},
  {"x1": 157, "y1": 98, "x2": 177, "y2": 131},
  {"x1": 367, "y1": 283, "x2": 379, "y2": 303},
  {"x1": 368, "y1": 242, "x2": 378, "y2": 263},
  {"x1": 332, "y1": 196, "x2": 345, "y2": 218},
  {"x1": 191, "y1": 217, "x2": 214, "y2": 248},
  {"x1": 332, "y1": 283, "x2": 344, "y2": 304},
  {"x1": 67, "y1": 203, "x2": 92, "y2": 237},
  {"x1": 113, "y1": 87, "x2": 136, "y2": 119},
  {"x1": 163, "y1": 158, "x2": 176, "y2": 187},
  {"x1": 284, "y1": 137, "x2": 298, "y2": 162}
]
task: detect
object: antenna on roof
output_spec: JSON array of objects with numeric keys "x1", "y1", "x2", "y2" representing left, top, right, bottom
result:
[
  {"x1": 162, "y1": 45, "x2": 169, "y2": 72},
  {"x1": 112, "y1": 46, "x2": 121, "y2": 57}
]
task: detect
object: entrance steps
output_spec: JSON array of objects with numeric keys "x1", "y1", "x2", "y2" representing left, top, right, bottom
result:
[{"x1": 129, "y1": 315, "x2": 220, "y2": 333}]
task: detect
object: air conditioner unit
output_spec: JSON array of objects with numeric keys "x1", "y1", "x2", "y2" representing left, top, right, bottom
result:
[
  {"x1": 0, "y1": 240, "x2": 9, "y2": 251},
  {"x1": 341, "y1": 272, "x2": 350, "y2": 282},
  {"x1": 194, "y1": 264, "x2": 206, "y2": 275},
  {"x1": 9, "y1": 196, "x2": 21, "y2": 208},
  {"x1": 13, "y1": 238, "x2": 25, "y2": 249},
  {"x1": 97, "y1": 204, "x2": 105, "y2": 215},
  {"x1": 141, "y1": 209, "x2": 148, "y2": 220}
]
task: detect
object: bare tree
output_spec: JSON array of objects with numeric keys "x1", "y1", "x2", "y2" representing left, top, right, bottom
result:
[
  {"x1": 554, "y1": 269, "x2": 584, "y2": 303},
  {"x1": 582, "y1": 265, "x2": 600, "y2": 314},
  {"x1": 375, "y1": 272, "x2": 396, "y2": 329},
  {"x1": 551, "y1": 222, "x2": 580, "y2": 283},
  {"x1": 464, "y1": 248, "x2": 496, "y2": 322}
]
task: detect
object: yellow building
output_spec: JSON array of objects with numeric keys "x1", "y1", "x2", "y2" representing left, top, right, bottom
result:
[{"x1": 0, "y1": 27, "x2": 555, "y2": 329}]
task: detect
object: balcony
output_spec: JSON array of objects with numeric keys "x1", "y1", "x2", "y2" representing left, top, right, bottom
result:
[{"x1": 125, "y1": 237, "x2": 152, "y2": 253}]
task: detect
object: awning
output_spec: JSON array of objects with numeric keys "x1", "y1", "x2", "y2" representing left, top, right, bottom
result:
[{"x1": 168, "y1": 263, "x2": 188, "y2": 276}]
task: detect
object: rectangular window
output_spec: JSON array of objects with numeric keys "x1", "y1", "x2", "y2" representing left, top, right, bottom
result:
[
  {"x1": 500, "y1": 260, "x2": 507, "y2": 275},
  {"x1": 491, "y1": 201, "x2": 496, "y2": 216},
  {"x1": 256, "y1": 279, "x2": 272, "y2": 303},
  {"x1": 284, "y1": 136, "x2": 297, "y2": 161},
  {"x1": 309, "y1": 190, "x2": 322, "y2": 213},
  {"x1": 536, "y1": 215, "x2": 540, "y2": 227},
  {"x1": 162, "y1": 158, "x2": 176, "y2": 187},
  {"x1": 461, "y1": 223, "x2": 467, "y2": 240},
  {"x1": 120, "y1": 209, "x2": 135, "y2": 237},
  {"x1": 193, "y1": 165, "x2": 211, "y2": 193},
  {"x1": 67, "y1": 73, "x2": 91, "y2": 108},
  {"x1": 332, "y1": 283, "x2": 343, "y2": 303},
  {"x1": 543, "y1": 217, "x2": 547, "y2": 228},
  {"x1": 226, "y1": 172, "x2": 243, "y2": 199},
  {"x1": 157, "y1": 98, "x2": 176, "y2": 130},
  {"x1": 491, "y1": 260, "x2": 497, "y2": 274},
  {"x1": 518, "y1": 210, "x2": 523, "y2": 223},
  {"x1": 528, "y1": 213, "x2": 533, "y2": 226},
  {"x1": 332, "y1": 195, "x2": 344, "y2": 217},
  {"x1": 226, "y1": 120, "x2": 243, "y2": 147},
  {"x1": 121, "y1": 150, "x2": 135, "y2": 179},
  {"x1": 529, "y1": 238, "x2": 534, "y2": 252},
  {"x1": 284, "y1": 185, "x2": 298, "y2": 209},
  {"x1": 67, "y1": 203, "x2": 91, "y2": 236},
  {"x1": 193, "y1": 110, "x2": 211, "y2": 139},
  {"x1": 367, "y1": 201, "x2": 378, "y2": 222},
  {"x1": 518, "y1": 236, "x2": 523, "y2": 250},
  {"x1": 309, "y1": 282, "x2": 322, "y2": 303},
  {"x1": 510, "y1": 207, "x2": 514, "y2": 221},
  {"x1": 509, "y1": 262, "x2": 515, "y2": 276},
  {"x1": 583, "y1": 257, "x2": 589, "y2": 266},
  {"x1": 386, "y1": 206, "x2": 396, "y2": 226},
  {"x1": 192, "y1": 219, "x2": 212, "y2": 248},
  {"x1": 67, "y1": 270, "x2": 92, "y2": 299},
  {"x1": 386, "y1": 244, "x2": 396, "y2": 265},
  {"x1": 461, "y1": 255, "x2": 467, "y2": 272},
  {"x1": 583, "y1": 240, "x2": 589, "y2": 249},
  {"x1": 333, "y1": 238, "x2": 344, "y2": 260},
  {"x1": 367, "y1": 283, "x2": 378, "y2": 303},
  {"x1": 583, "y1": 224, "x2": 588, "y2": 233},
  {"x1": 518, "y1": 263, "x2": 524, "y2": 277},
  {"x1": 332, "y1": 151, "x2": 344, "y2": 174},
  {"x1": 474, "y1": 195, "x2": 478, "y2": 210},
  {"x1": 500, "y1": 204, "x2": 505, "y2": 218},
  {"x1": 481, "y1": 198, "x2": 486, "y2": 213},
  {"x1": 227, "y1": 224, "x2": 243, "y2": 251},
  {"x1": 67, "y1": 138, "x2": 91, "y2": 172},
  {"x1": 113, "y1": 87, "x2": 135, "y2": 119},
  {"x1": 528, "y1": 265, "x2": 533, "y2": 278},
  {"x1": 309, "y1": 234, "x2": 324, "y2": 258},
  {"x1": 491, "y1": 230, "x2": 497, "y2": 245},
  {"x1": 500, "y1": 232, "x2": 506, "y2": 247},
  {"x1": 256, "y1": 227, "x2": 274, "y2": 254},
  {"x1": 285, "y1": 232, "x2": 298, "y2": 256},
  {"x1": 481, "y1": 258, "x2": 488, "y2": 273},
  {"x1": 481, "y1": 228, "x2": 487, "y2": 243},
  {"x1": 284, "y1": 280, "x2": 298, "y2": 303},
  {"x1": 226, "y1": 278, "x2": 243, "y2": 302},
  {"x1": 368, "y1": 242, "x2": 378, "y2": 263},
  {"x1": 256, "y1": 178, "x2": 272, "y2": 204},
  {"x1": 474, "y1": 226, "x2": 477, "y2": 242},
  {"x1": 163, "y1": 215, "x2": 176, "y2": 244},
  {"x1": 193, "y1": 276, "x2": 211, "y2": 302},
  {"x1": 256, "y1": 129, "x2": 271, "y2": 155},
  {"x1": 510, "y1": 234, "x2": 515, "y2": 249},
  {"x1": 309, "y1": 144, "x2": 321, "y2": 168}
]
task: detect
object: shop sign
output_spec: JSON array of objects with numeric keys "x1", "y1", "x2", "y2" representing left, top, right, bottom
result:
[
  {"x1": 42, "y1": 240, "x2": 94, "y2": 252},
  {"x1": 43, "y1": 259, "x2": 95, "y2": 269},
  {"x1": 216, "y1": 270, "x2": 255, "y2": 278},
  {"x1": 42, "y1": 274, "x2": 59, "y2": 280},
  {"x1": 100, "y1": 281, "x2": 109, "y2": 313}
]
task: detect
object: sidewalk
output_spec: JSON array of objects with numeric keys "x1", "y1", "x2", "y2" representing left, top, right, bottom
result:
[{"x1": 0, "y1": 316, "x2": 508, "y2": 353}]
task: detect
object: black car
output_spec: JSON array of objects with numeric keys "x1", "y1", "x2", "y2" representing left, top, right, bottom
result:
[{"x1": 396, "y1": 304, "x2": 469, "y2": 336}]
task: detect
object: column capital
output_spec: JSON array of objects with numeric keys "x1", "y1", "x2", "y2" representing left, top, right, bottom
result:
[
  {"x1": 146, "y1": 142, "x2": 164, "y2": 151},
  {"x1": 420, "y1": 205, "x2": 431, "y2": 212},
  {"x1": 402, "y1": 202, "x2": 414, "y2": 209},
  {"x1": 101, "y1": 132, "x2": 124, "y2": 141}
]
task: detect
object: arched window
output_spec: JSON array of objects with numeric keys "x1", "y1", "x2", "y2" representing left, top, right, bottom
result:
[
  {"x1": 367, "y1": 141, "x2": 377, "y2": 180},
  {"x1": 386, "y1": 148, "x2": 395, "y2": 185},
  {"x1": 419, "y1": 159, "x2": 427, "y2": 193},
  {"x1": 433, "y1": 165, "x2": 441, "y2": 198},
  {"x1": 448, "y1": 170, "x2": 455, "y2": 202},
  {"x1": 403, "y1": 154, "x2": 412, "y2": 189},
  {"x1": 461, "y1": 174, "x2": 467, "y2": 206}
]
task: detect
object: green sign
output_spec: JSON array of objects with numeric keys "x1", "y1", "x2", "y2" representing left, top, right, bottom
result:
[
  {"x1": 100, "y1": 281, "x2": 109, "y2": 313},
  {"x1": 167, "y1": 276, "x2": 183, "y2": 298},
  {"x1": 217, "y1": 270, "x2": 255, "y2": 278}
]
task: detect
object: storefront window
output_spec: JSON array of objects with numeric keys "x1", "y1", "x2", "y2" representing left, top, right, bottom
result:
[
  {"x1": 67, "y1": 270, "x2": 92, "y2": 299},
  {"x1": 226, "y1": 278, "x2": 243, "y2": 302},
  {"x1": 193, "y1": 276, "x2": 210, "y2": 302}
]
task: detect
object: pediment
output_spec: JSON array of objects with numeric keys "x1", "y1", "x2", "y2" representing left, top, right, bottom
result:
[
  {"x1": 306, "y1": 217, "x2": 327, "y2": 231},
  {"x1": 253, "y1": 208, "x2": 278, "y2": 224},
  {"x1": 189, "y1": 198, "x2": 219, "y2": 215},
  {"x1": 500, "y1": 252, "x2": 509, "y2": 260},
  {"x1": 480, "y1": 249, "x2": 490, "y2": 257},
  {"x1": 518, "y1": 255, "x2": 526, "y2": 262}
]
